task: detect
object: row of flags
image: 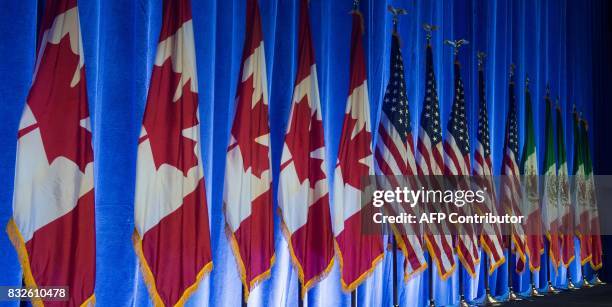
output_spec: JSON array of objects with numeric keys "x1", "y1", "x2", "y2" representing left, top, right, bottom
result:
[{"x1": 5, "y1": 0, "x2": 603, "y2": 306}]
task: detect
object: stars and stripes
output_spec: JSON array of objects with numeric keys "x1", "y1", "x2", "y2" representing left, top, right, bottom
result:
[
  {"x1": 224, "y1": 0, "x2": 275, "y2": 300},
  {"x1": 374, "y1": 31, "x2": 427, "y2": 280},
  {"x1": 278, "y1": 0, "x2": 334, "y2": 297},
  {"x1": 7, "y1": 0, "x2": 96, "y2": 305},
  {"x1": 473, "y1": 60, "x2": 505, "y2": 275},
  {"x1": 443, "y1": 58, "x2": 479, "y2": 276},
  {"x1": 500, "y1": 74, "x2": 527, "y2": 273},
  {"x1": 416, "y1": 42, "x2": 456, "y2": 280}
]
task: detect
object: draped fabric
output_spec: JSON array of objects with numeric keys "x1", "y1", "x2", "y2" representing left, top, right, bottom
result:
[{"x1": 0, "y1": 0, "x2": 602, "y2": 306}]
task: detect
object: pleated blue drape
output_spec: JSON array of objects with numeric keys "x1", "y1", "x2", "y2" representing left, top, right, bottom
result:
[{"x1": 0, "y1": 0, "x2": 598, "y2": 306}]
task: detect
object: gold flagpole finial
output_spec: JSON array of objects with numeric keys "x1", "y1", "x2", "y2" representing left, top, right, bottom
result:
[
  {"x1": 423, "y1": 23, "x2": 438, "y2": 44},
  {"x1": 444, "y1": 39, "x2": 469, "y2": 56},
  {"x1": 387, "y1": 5, "x2": 408, "y2": 33}
]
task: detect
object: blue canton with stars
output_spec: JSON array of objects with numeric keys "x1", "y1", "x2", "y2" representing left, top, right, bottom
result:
[
  {"x1": 420, "y1": 45, "x2": 441, "y2": 145},
  {"x1": 505, "y1": 77, "x2": 519, "y2": 157},
  {"x1": 382, "y1": 34, "x2": 411, "y2": 142},
  {"x1": 477, "y1": 68, "x2": 491, "y2": 156},
  {"x1": 447, "y1": 60, "x2": 470, "y2": 155}
]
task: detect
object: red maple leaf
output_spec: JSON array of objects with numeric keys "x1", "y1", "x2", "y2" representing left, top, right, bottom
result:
[
  {"x1": 337, "y1": 114, "x2": 372, "y2": 189},
  {"x1": 24, "y1": 35, "x2": 93, "y2": 172},
  {"x1": 229, "y1": 76, "x2": 270, "y2": 178},
  {"x1": 283, "y1": 97, "x2": 326, "y2": 188},
  {"x1": 142, "y1": 59, "x2": 199, "y2": 177}
]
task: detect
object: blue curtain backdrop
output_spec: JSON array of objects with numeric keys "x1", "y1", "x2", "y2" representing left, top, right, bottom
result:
[{"x1": 0, "y1": 0, "x2": 602, "y2": 306}]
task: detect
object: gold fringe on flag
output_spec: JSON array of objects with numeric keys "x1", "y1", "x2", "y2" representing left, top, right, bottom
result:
[
  {"x1": 132, "y1": 230, "x2": 212, "y2": 307},
  {"x1": 6, "y1": 219, "x2": 96, "y2": 307}
]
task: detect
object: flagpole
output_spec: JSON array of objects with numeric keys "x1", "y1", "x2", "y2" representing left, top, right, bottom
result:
[
  {"x1": 386, "y1": 6, "x2": 408, "y2": 307},
  {"x1": 475, "y1": 51, "x2": 500, "y2": 306},
  {"x1": 525, "y1": 77, "x2": 543, "y2": 298},
  {"x1": 482, "y1": 252, "x2": 501, "y2": 305},
  {"x1": 351, "y1": 289, "x2": 357, "y2": 307},
  {"x1": 392, "y1": 236, "x2": 399, "y2": 307},
  {"x1": 241, "y1": 286, "x2": 247, "y2": 307},
  {"x1": 423, "y1": 23, "x2": 439, "y2": 307},
  {"x1": 298, "y1": 282, "x2": 304, "y2": 307},
  {"x1": 444, "y1": 37, "x2": 471, "y2": 307},
  {"x1": 506, "y1": 64, "x2": 522, "y2": 302}
]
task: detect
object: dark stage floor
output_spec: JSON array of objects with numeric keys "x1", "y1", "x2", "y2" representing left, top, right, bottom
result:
[{"x1": 500, "y1": 285, "x2": 612, "y2": 306}]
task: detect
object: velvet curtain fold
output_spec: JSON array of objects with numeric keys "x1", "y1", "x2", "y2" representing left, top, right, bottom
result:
[{"x1": 0, "y1": 0, "x2": 598, "y2": 306}]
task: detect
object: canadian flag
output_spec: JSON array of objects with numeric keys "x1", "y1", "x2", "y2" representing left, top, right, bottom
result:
[
  {"x1": 7, "y1": 0, "x2": 96, "y2": 306},
  {"x1": 278, "y1": 0, "x2": 334, "y2": 297},
  {"x1": 133, "y1": 0, "x2": 213, "y2": 305},
  {"x1": 223, "y1": 0, "x2": 275, "y2": 300},
  {"x1": 333, "y1": 9, "x2": 384, "y2": 292}
]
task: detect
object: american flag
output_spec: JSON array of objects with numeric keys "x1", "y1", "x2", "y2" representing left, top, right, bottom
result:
[
  {"x1": 374, "y1": 32, "x2": 427, "y2": 280},
  {"x1": 416, "y1": 42, "x2": 456, "y2": 279},
  {"x1": 443, "y1": 58, "x2": 479, "y2": 276},
  {"x1": 500, "y1": 73, "x2": 527, "y2": 273},
  {"x1": 473, "y1": 60, "x2": 505, "y2": 274}
]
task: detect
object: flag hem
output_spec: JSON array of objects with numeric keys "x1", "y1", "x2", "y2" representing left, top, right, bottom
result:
[
  {"x1": 424, "y1": 236, "x2": 456, "y2": 280},
  {"x1": 546, "y1": 232, "x2": 561, "y2": 273},
  {"x1": 6, "y1": 219, "x2": 96, "y2": 307},
  {"x1": 222, "y1": 205, "x2": 275, "y2": 301},
  {"x1": 389, "y1": 225, "x2": 428, "y2": 281},
  {"x1": 132, "y1": 230, "x2": 213, "y2": 307},
  {"x1": 456, "y1": 243, "x2": 481, "y2": 278},
  {"x1": 278, "y1": 208, "x2": 334, "y2": 298},
  {"x1": 511, "y1": 234, "x2": 527, "y2": 273},
  {"x1": 334, "y1": 239, "x2": 384, "y2": 292},
  {"x1": 480, "y1": 236, "x2": 506, "y2": 275}
]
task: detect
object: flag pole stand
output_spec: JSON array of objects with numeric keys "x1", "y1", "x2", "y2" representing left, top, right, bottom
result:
[
  {"x1": 594, "y1": 272, "x2": 606, "y2": 285},
  {"x1": 483, "y1": 254, "x2": 501, "y2": 305},
  {"x1": 458, "y1": 269, "x2": 470, "y2": 307},
  {"x1": 529, "y1": 271, "x2": 544, "y2": 297},
  {"x1": 545, "y1": 263, "x2": 560, "y2": 294},
  {"x1": 567, "y1": 273, "x2": 578, "y2": 290},
  {"x1": 507, "y1": 234, "x2": 522, "y2": 301},
  {"x1": 298, "y1": 281, "x2": 304, "y2": 307},
  {"x1": 582, "y1": 268, "x2": 593, "y2": 288},
  {"x1": 545, "y1": 242, "x2": 560, "y2": 294},
  {"x1": 392, "y1": 236, "x2": 399, "y2": 307}
]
